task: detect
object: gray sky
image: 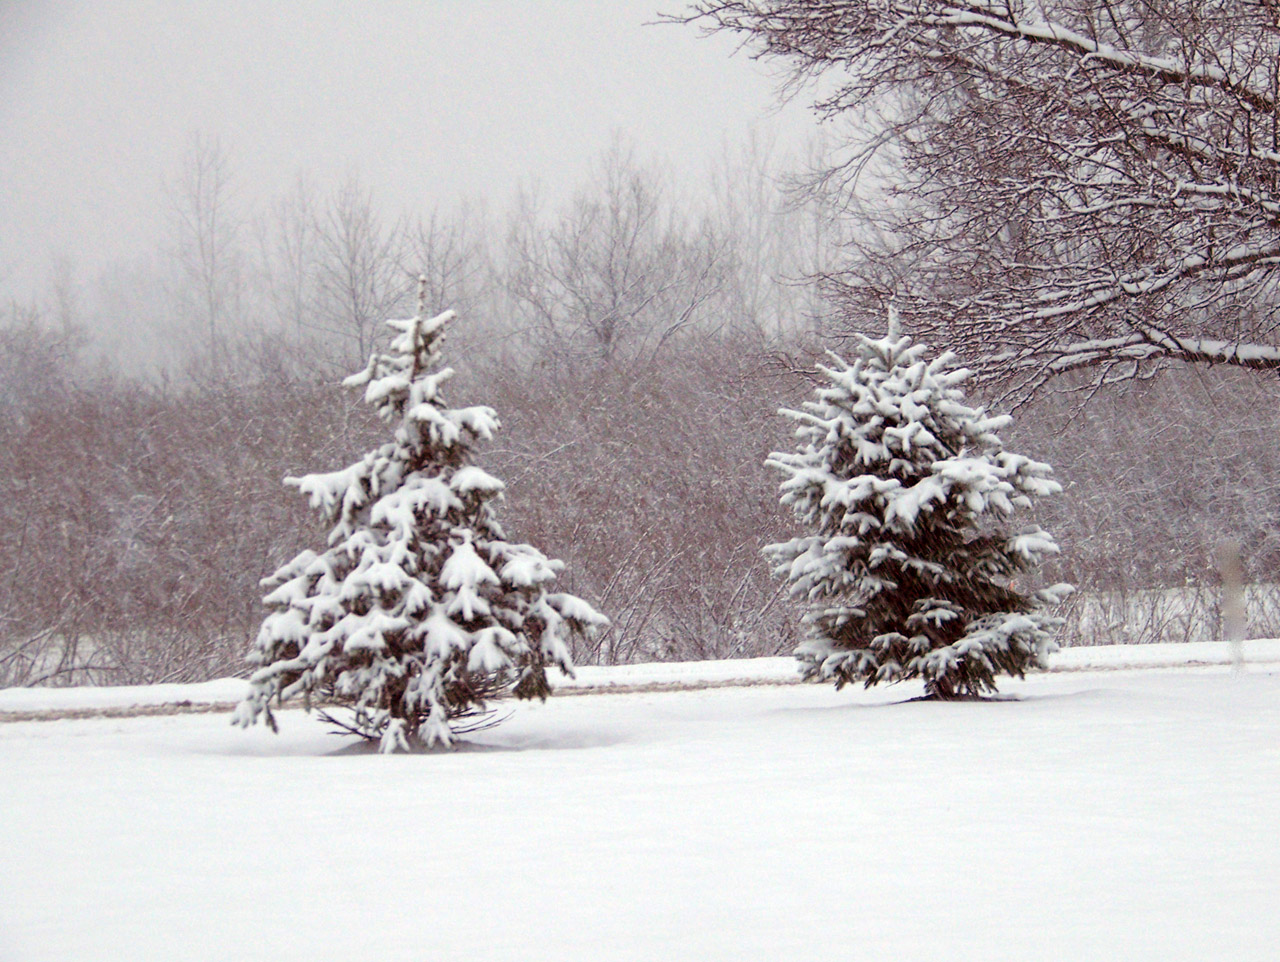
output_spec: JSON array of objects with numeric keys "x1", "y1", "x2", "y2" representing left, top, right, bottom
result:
[{"x1": 0, "y1": 0, "x2": 812, "y2": 303}]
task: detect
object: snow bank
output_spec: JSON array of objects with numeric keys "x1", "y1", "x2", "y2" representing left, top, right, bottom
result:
[
  {"x1": 1050, "y1": 638, "x2": 1280, "y2": 671},
  {"x1": 0, "y1": 677, "x2": 250, "y2": 713},
  {"x1": 548, "y1": 655, "x2": 802, "y2": 691},
  {"x1": 3, "y1": 639, "x2": 1279, "y2": 715}
]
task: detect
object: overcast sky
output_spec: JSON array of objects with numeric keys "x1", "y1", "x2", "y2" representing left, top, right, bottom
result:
[{"x1": 0, "y1": 1, "x2": 813, "y2": 303}]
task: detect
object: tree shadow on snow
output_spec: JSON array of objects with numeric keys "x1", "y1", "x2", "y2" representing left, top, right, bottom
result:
[
  {"x1": 206, "y1": 720, "x2": 630, "y2": 757},
  {"x1": 319, "y1": 724, "x2": 631, "y2": 756},
  {"x1": 326, "y1": 738, "x2": 509, "y2": 756},
  {"x1": 769, "y1": 690, "x2": 1025, "y2": 717}
]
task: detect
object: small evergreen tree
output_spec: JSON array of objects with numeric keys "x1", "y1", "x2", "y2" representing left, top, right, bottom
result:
[
  {"x1": 234, "y1": 281, "x2": 607, "y2": 750},
  {"x1": 765, "y1": 317, "x2": 1071, "y2": 698}
]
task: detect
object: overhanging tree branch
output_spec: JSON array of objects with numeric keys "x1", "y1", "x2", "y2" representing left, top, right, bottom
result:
[{"x1": 681, "y1": 1, "x2": 1280, "y2": 401}]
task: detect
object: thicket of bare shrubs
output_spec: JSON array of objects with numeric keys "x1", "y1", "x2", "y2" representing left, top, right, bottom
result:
[
  {"x1": 3, "y1": 138, "x2": 1278, "y2": 687},
  {"x1": 1013, "y1": 368, "x2": 1280, "y2": 648}
]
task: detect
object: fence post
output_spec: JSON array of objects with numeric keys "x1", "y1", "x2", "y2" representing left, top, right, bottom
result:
[{"x1": 1217, "y1": 541, "x2": 1245, "y2": 672}]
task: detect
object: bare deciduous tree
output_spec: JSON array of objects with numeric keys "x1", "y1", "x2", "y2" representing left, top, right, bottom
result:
[
  {"x1": 311, "y1": 176, "x2": 410, "y2": 367},
  {"x1": 505, "y1": 142, "x2": 727, "y2": 364},
  {"x1": 707, "y1": 129, "x2": 839, "y2": 337},
  {"x1": 684, "y1": 1, "x2": 1280, "y2": 402},
  {"x1": 407, "y1": 207, "x2": 489, "y2": 319},
  {"x1": 166, "y1": 134, "x2": 243, "y2": 364},
  {"x1": 256, "y1": 173, "x2": 320, "y2": 342}
]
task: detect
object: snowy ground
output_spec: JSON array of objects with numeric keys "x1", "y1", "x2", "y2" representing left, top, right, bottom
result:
[{"x1": 2, "y1": 651, "x2": 1278, "y2": 961}]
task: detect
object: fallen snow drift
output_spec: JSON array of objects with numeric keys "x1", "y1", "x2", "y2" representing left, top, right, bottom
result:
[{"x1": 1, "y1": 667, "x2": 1277, "y2": 961}]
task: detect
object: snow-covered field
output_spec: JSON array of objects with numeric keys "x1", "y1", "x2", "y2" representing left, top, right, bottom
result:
[{"x1": 2, "y1": 653, "x2": 1278, "y2": 961}]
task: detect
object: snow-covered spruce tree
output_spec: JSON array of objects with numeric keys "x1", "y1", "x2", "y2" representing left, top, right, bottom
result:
[
  {"x1": 234, "y1": 280, "x2": 607, "y2": 751},
  {"x1": 765, "y1": 316, "x2": 1071, "y2": 699}
]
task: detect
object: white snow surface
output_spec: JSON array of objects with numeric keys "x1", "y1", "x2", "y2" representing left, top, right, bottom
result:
[{"x1": 2, "y1": 656, "x2": 1279, "y2": 961}]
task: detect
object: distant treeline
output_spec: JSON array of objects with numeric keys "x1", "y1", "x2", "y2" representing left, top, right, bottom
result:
[{"x1": 3, "y1": 138, "x2": 1278, "y2": 685}]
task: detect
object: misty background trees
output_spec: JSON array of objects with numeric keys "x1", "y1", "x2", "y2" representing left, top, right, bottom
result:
[{"x1": 4, "y1": 95, "x2": 1280, "y2": 685}]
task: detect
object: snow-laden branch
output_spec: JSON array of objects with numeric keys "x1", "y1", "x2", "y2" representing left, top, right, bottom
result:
[
  {"x1": 685, "y1": 1, "x2": 1280, "y2": 400},
  {"x1": 991, "y1": 333, "x2": 1280, "y2": 376},
  {"x1": 920, "y1": 2, "x2": 1276, "y2": 114},
  {"x1": 1023, "y1": 243, "x2": 1280, "y2": 320}
]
